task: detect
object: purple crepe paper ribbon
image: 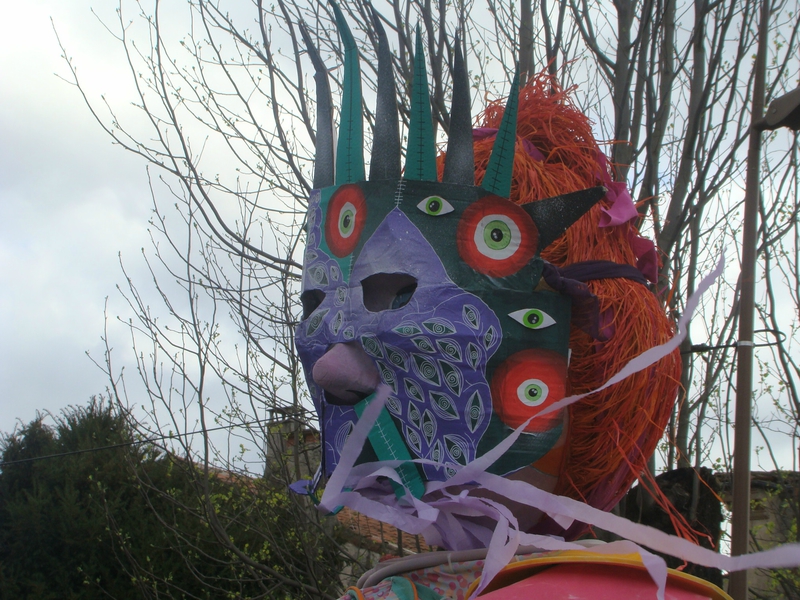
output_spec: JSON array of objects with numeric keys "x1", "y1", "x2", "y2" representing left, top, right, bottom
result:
[{"x1": 317, "y1": 254, "x2": 800, "y2": 598}]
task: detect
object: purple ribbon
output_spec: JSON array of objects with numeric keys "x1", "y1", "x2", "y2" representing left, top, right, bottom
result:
[{"x1": 315, "y1": 255, "x2": 800, "y2": 598}]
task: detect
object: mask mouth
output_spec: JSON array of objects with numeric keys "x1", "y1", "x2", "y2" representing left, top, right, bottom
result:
[
  {"x1": 361, "y1": 273, "x2": 417, "y2": 312},
  {"x1": 323, "y1": 388, "x2": 372, "y2": 406}
]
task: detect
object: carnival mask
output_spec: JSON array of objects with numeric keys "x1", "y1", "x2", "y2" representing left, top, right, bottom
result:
[{"x1": 295, "y1": 6, "x2": 603, "y2": 503}]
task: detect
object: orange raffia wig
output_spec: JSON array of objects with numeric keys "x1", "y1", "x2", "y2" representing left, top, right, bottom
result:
[{"x1": 438, "y1": 72, "x2": 681, "y2": 532}]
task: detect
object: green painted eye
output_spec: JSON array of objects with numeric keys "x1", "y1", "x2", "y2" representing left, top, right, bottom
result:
[
  {"x1": 338, "y1": 203, "x2": 356, "y2": 237},
  {"x1": 472, "y1": 213, "x2": 521, "y2": 260},
  {"x1": 509, "y1": 308, "x2": 556, "y2": 330},
  {"x1": 517, "y1": 378, "x2": 549, "y2": 407},
  {"x1": 417, "y1": 196, "x2": 454, "y2": 216},
  {"x1": 483, "y1": 220, "x2": 512, "y2": 251}
]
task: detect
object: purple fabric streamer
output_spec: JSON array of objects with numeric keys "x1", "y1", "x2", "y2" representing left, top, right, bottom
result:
[
  {"x1": 318, "y1": 254, "x2": 800, "y2": 597},
  {"x1": 540, "y1": 265, "x2": 597, "y2": 340},
  {"x1": 540, "y1": 262, "x2": 615, "y2": 342},
  {"x1": 537, "y1": 254, "x2": 724, "y2": 419},
  {"x1": 559, "y1": 260, "x2": 649, "y2": 286},
  {"x1": 540, "y1": 260, "x2": 649, "y2": 342}
]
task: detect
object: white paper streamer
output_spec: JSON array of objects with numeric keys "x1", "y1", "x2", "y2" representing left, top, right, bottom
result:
[{"x1": 317, "y1": 255, "x2": 800, "y2": 598}]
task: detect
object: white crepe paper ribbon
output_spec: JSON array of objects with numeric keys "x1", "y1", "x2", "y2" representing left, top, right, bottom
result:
[{"x1": 318, "y1": 255, "x2": 800, "y2": 599}]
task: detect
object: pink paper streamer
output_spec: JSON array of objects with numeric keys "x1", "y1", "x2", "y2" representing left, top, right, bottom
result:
[
  {"x1": 594, "y1": 150, "x2": 639, "y2": 227},
  {"x1": 592, "y1": 150, "x2": 659, "y2": 283},
  {"x1": 598, "y1": 180, "x2": 639, "y2": 227},
  {"x1": 630, "y1": 231, "x2": 659, "y2": 284}
]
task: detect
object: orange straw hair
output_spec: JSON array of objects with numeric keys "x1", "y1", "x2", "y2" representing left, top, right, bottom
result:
[{"x1": 437, "y1": 70, "x2": 681, "y2": 518}]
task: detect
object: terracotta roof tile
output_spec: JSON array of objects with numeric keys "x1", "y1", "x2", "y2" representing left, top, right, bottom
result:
[{"x1": 337, "y1": 507, "x2": 433, "y2": 555}]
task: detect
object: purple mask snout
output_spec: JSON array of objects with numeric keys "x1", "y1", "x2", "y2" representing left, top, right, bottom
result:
[{"x1": 312, "y1": 342, "x2": 380, "y2": 405}]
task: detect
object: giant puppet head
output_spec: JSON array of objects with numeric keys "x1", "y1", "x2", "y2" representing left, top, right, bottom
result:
[{"x1": 295, "y1": 7, "x2": 604, "y2": 512}]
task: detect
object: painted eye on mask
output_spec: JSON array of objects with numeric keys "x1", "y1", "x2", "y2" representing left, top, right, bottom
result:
[
  {"x1": 490, "y1": 349, "x2": 567, "y2": 433},
  {"x1": 325, "y1": 184, "x2": 366, "y2": 257},
  {"x1": 518, "y1": 379, "x2": 549, "y2": 406},
  {"x1": 457, "y1": 195, "x2": 538, "y2": 277},
  {"x1": 417, "y1": 196, "x2": 454, "y2": 216},
  {"x1": 508, "y1": 308, "x2": 556, "y2": 330}
]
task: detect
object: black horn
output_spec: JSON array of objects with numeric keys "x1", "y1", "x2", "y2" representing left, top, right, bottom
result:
[
  {"x1": 522, "y1": 187, "x2": 606, "y2": 252},
  {"x1": 299, "y1": 22, "x2": 335, "y2": 189},
  {"x1": 442, "y1": 35, "x2": 474, "y2": 185},
  {"x1": 368, "y1": 8, "x2": 401, "y2": 181}
]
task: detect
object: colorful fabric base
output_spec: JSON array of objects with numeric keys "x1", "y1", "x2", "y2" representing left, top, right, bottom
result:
[
  {"x1": 338, "y1": 550, "x2": 731, "y2": 600},
  {"x1": 340, "y1": 555, "x2": 485, "y2": 600},
  {"x1": 342, "y1": 561, "x2": 481, "y2": 600}
]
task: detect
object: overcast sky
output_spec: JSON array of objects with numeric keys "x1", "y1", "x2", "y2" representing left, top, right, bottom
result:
[
  {"x1": 1, "y1": 1, "x2": 156, "y2": 435},
  {"x1": 2, "y1": 1, "x2": 797, "y2": 475}
]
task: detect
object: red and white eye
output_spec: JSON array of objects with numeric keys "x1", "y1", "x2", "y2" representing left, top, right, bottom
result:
[
  {"x1": 325, "y1": 184, "x2": 366, "y2": 257},
  {"x1": 490, "y1": 349, "x2": 567, "y2": 433},
  {"x1": 457, "y1": 195, "x2": 538, "y2": 277}
]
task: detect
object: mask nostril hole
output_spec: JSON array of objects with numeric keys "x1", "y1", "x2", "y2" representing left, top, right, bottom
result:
[
  {"x1": 361, "y1": 273, "x2": 418, "y2": 313},
  {"x1": 391, "y1": 283, "x2": 416, "y2": 310},
  {"x1": 300, "y1": 289, "x2": 326, "y2": 320}
]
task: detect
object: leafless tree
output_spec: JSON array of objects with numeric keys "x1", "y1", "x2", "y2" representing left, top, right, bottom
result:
[{"x1": 59, "y1": 0, "x2": 800, "y2": 594}]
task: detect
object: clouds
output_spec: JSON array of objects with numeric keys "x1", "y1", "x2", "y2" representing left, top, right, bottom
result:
[{"x1": 0, "y1": 1, "x2": 152, "y2": 433}]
